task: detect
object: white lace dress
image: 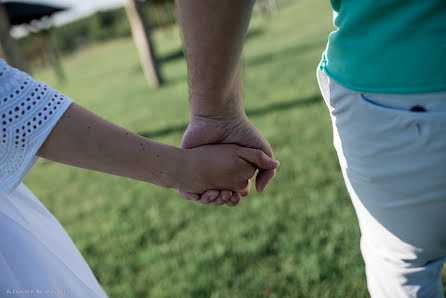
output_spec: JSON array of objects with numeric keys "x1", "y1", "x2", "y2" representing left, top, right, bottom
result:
[{"x1": 0, "y1": 59, "x2": 108, "y2": 297}]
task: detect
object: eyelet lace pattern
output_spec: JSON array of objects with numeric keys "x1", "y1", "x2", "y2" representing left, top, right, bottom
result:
[{"x1": 0, "y1": 59, "x2": 73, "y2": 193}]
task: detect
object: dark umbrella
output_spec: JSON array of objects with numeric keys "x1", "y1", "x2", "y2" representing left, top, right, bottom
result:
[{"x1": 3, "y1": 1, "x2": 68, "y2": 25}]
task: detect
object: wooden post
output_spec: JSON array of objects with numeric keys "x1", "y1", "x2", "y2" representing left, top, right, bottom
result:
[
  {"x1": 0, "y1": 3, "x2": 28, "y2": 72},
  {"x1": 38, "y1": 28, "x2": 66, "y2": 83},
  {"x1": 126, "y1": 0, "x2": 164, "y2": 87}
]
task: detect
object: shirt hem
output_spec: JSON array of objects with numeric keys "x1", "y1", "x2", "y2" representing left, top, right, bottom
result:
[
  {"x1": 323, "y1": 67, "x2": 446, "y2": 94},
  {"x1": 4, "y1": 100, "x2": 73, "y2": 194}
]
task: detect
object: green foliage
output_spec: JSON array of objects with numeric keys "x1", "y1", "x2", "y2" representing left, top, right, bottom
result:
[{"x1": 26, "y1": 0, "x2": 446, "y2": 297}]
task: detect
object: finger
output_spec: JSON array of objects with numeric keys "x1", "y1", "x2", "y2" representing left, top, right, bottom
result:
[
  {"x1": 255, "y1": 168, "x2": 276, "y2": 192},
  {"x1": 237, "y1": 179, "x2": 252, "y2": 197},
  {"x1": 237, "y1": 148, "x2": 279, "y2": 170},
  {"x1": 199, "y1": 190, "x2": 220, "y2": 204},
  {"x1": 225, "y1": 192, "x2": 241, "y2": 206},
  {"x1": 230, "y1": 192, "x2": 241, "y2": 202},
  {"x1": 225, "y1": 196, "x2": 240, "y2": 206},
  {"x1": 179, "y1": 190, "x2": 200, "y2": 201},
  {"x1": 220, "y1": 190, "x2": 232, "y2": 202},
  {"x1": 209, "y1": 196, "x2": 225, "y2": 206},
  {"x1": 226, "y1": 191, "x2": 241, "y2": 206},
  {"x1": 205, "y1": 192, "x2": 222, "y2": 204}
]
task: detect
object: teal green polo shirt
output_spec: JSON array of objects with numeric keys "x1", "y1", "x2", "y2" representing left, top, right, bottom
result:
[{"x1": 320, "y1": 0, "x2": 446, "y2": 93}]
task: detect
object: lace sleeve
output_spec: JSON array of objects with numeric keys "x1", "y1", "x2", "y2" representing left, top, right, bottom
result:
[{"x1": 0, "y1": 59, "x2": 73, "y2": 193}]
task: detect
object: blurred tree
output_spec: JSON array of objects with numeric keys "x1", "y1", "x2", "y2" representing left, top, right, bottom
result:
[
  {"x1": 0, "y1": 3, "x2": 28, "y2": 72},
  {"x1": 126, "y1": 0, "x2": 164, "y2": 88},
  {"x1": 257, "y1": 0, "x2": 278, "y2": 17},
  {"x1": 148, "y1": 0, "x2": 175, "y2": 29},
  {"x1": 38, "y1": 28, "x2": 66, "y2": 83}
]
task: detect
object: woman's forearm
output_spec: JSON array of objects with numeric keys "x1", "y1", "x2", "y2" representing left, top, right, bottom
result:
[{"x1": 37, "y1": 103, "x2": 183, "y2": 189}]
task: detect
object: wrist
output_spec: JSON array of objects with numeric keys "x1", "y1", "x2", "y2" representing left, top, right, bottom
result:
[
  {"x1": 190, "y1": 95, "x2": 247, "y2": 123},
  {"x1": 189, "y1": 77, "x2": 246, "y2": 120},
  {"x1": 162, "y1": 146, "x2": 188, "y2": 190},
  {"x1": 139, "y1": 141, "x2": 186, "y2": 190}
]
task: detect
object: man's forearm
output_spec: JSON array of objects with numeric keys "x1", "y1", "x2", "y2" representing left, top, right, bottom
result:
[
  {"x1": 37, "y1": 103, "x2": 183, "y2": 189},
  {"x1": 176, "y1": 0, "x2": 255, "y2": 118}
]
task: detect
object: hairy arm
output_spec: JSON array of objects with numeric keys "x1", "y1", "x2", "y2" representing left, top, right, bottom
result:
[
  {"x1": 176, "y1": 0, "x2": 255, "y2": 119},
  {"x1": 176, "y1": 0, "x2": 277, "y2": 201}
]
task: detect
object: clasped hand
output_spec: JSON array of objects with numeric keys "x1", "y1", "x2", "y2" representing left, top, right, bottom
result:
[{"x1": 178, "y1": 114, "x2": 278, "y2": 206}]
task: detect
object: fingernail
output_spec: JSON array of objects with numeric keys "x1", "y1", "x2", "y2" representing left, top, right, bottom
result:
[
  {"x1": 231, "y1": 197, "x2": 238, "y2": 203},
  {"x1": 209, "y1": 193, "x2": 217, "y2": 201},
  {"x1": 275, "y1": 160, "x2": 280, "y2": 167}
]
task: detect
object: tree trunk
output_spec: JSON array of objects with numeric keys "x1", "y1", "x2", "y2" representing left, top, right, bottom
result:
[
  {"x1": 0, "y1": 3, "x2": 28, "y2": 72},
  {"x1": 39, "y1": 30, "x2": 66, "y2": 83},
  {"x1": 126, "y1": 0, "x2": 164, "y2": 88}
]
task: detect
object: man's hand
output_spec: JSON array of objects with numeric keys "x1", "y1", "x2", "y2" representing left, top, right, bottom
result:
[{"x1": 179, "y1": 114, "x2": 277, "y2": 205}]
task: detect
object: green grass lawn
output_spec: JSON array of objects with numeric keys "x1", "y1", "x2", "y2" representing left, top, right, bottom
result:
[{"x1": 25, "y1": 1, "x2": 445, "y2": 297}]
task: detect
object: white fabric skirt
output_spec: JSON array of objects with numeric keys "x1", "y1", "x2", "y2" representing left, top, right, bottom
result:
[{"x1": 0, "y1": 183, "x2": 108, "y2": 298}]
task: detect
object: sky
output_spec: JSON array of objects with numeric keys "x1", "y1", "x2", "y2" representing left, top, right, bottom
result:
[
  {"x1": 6, "y1": 0, "x2": 126, "y2": 37},
  {"x1": 7, "y1": 0, "x2": 126, "y2": 15},
  {"x1": 29, "y1": 0, "x2": 126, "y2": 24}
]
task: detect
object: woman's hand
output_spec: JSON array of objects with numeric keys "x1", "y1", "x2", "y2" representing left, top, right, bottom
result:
[{"x1": 174, "y1": 143, "x2": 279, "y2": 206}]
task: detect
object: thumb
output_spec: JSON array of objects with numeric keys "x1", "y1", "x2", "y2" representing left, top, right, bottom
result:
[{"x1": 237, "y1": 147, "x2": 280, "y2": 170}]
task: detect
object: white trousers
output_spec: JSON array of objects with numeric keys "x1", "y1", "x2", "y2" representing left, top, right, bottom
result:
[{"x1": 317, "y1": 68, "x2": 446, "y2": 298}]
